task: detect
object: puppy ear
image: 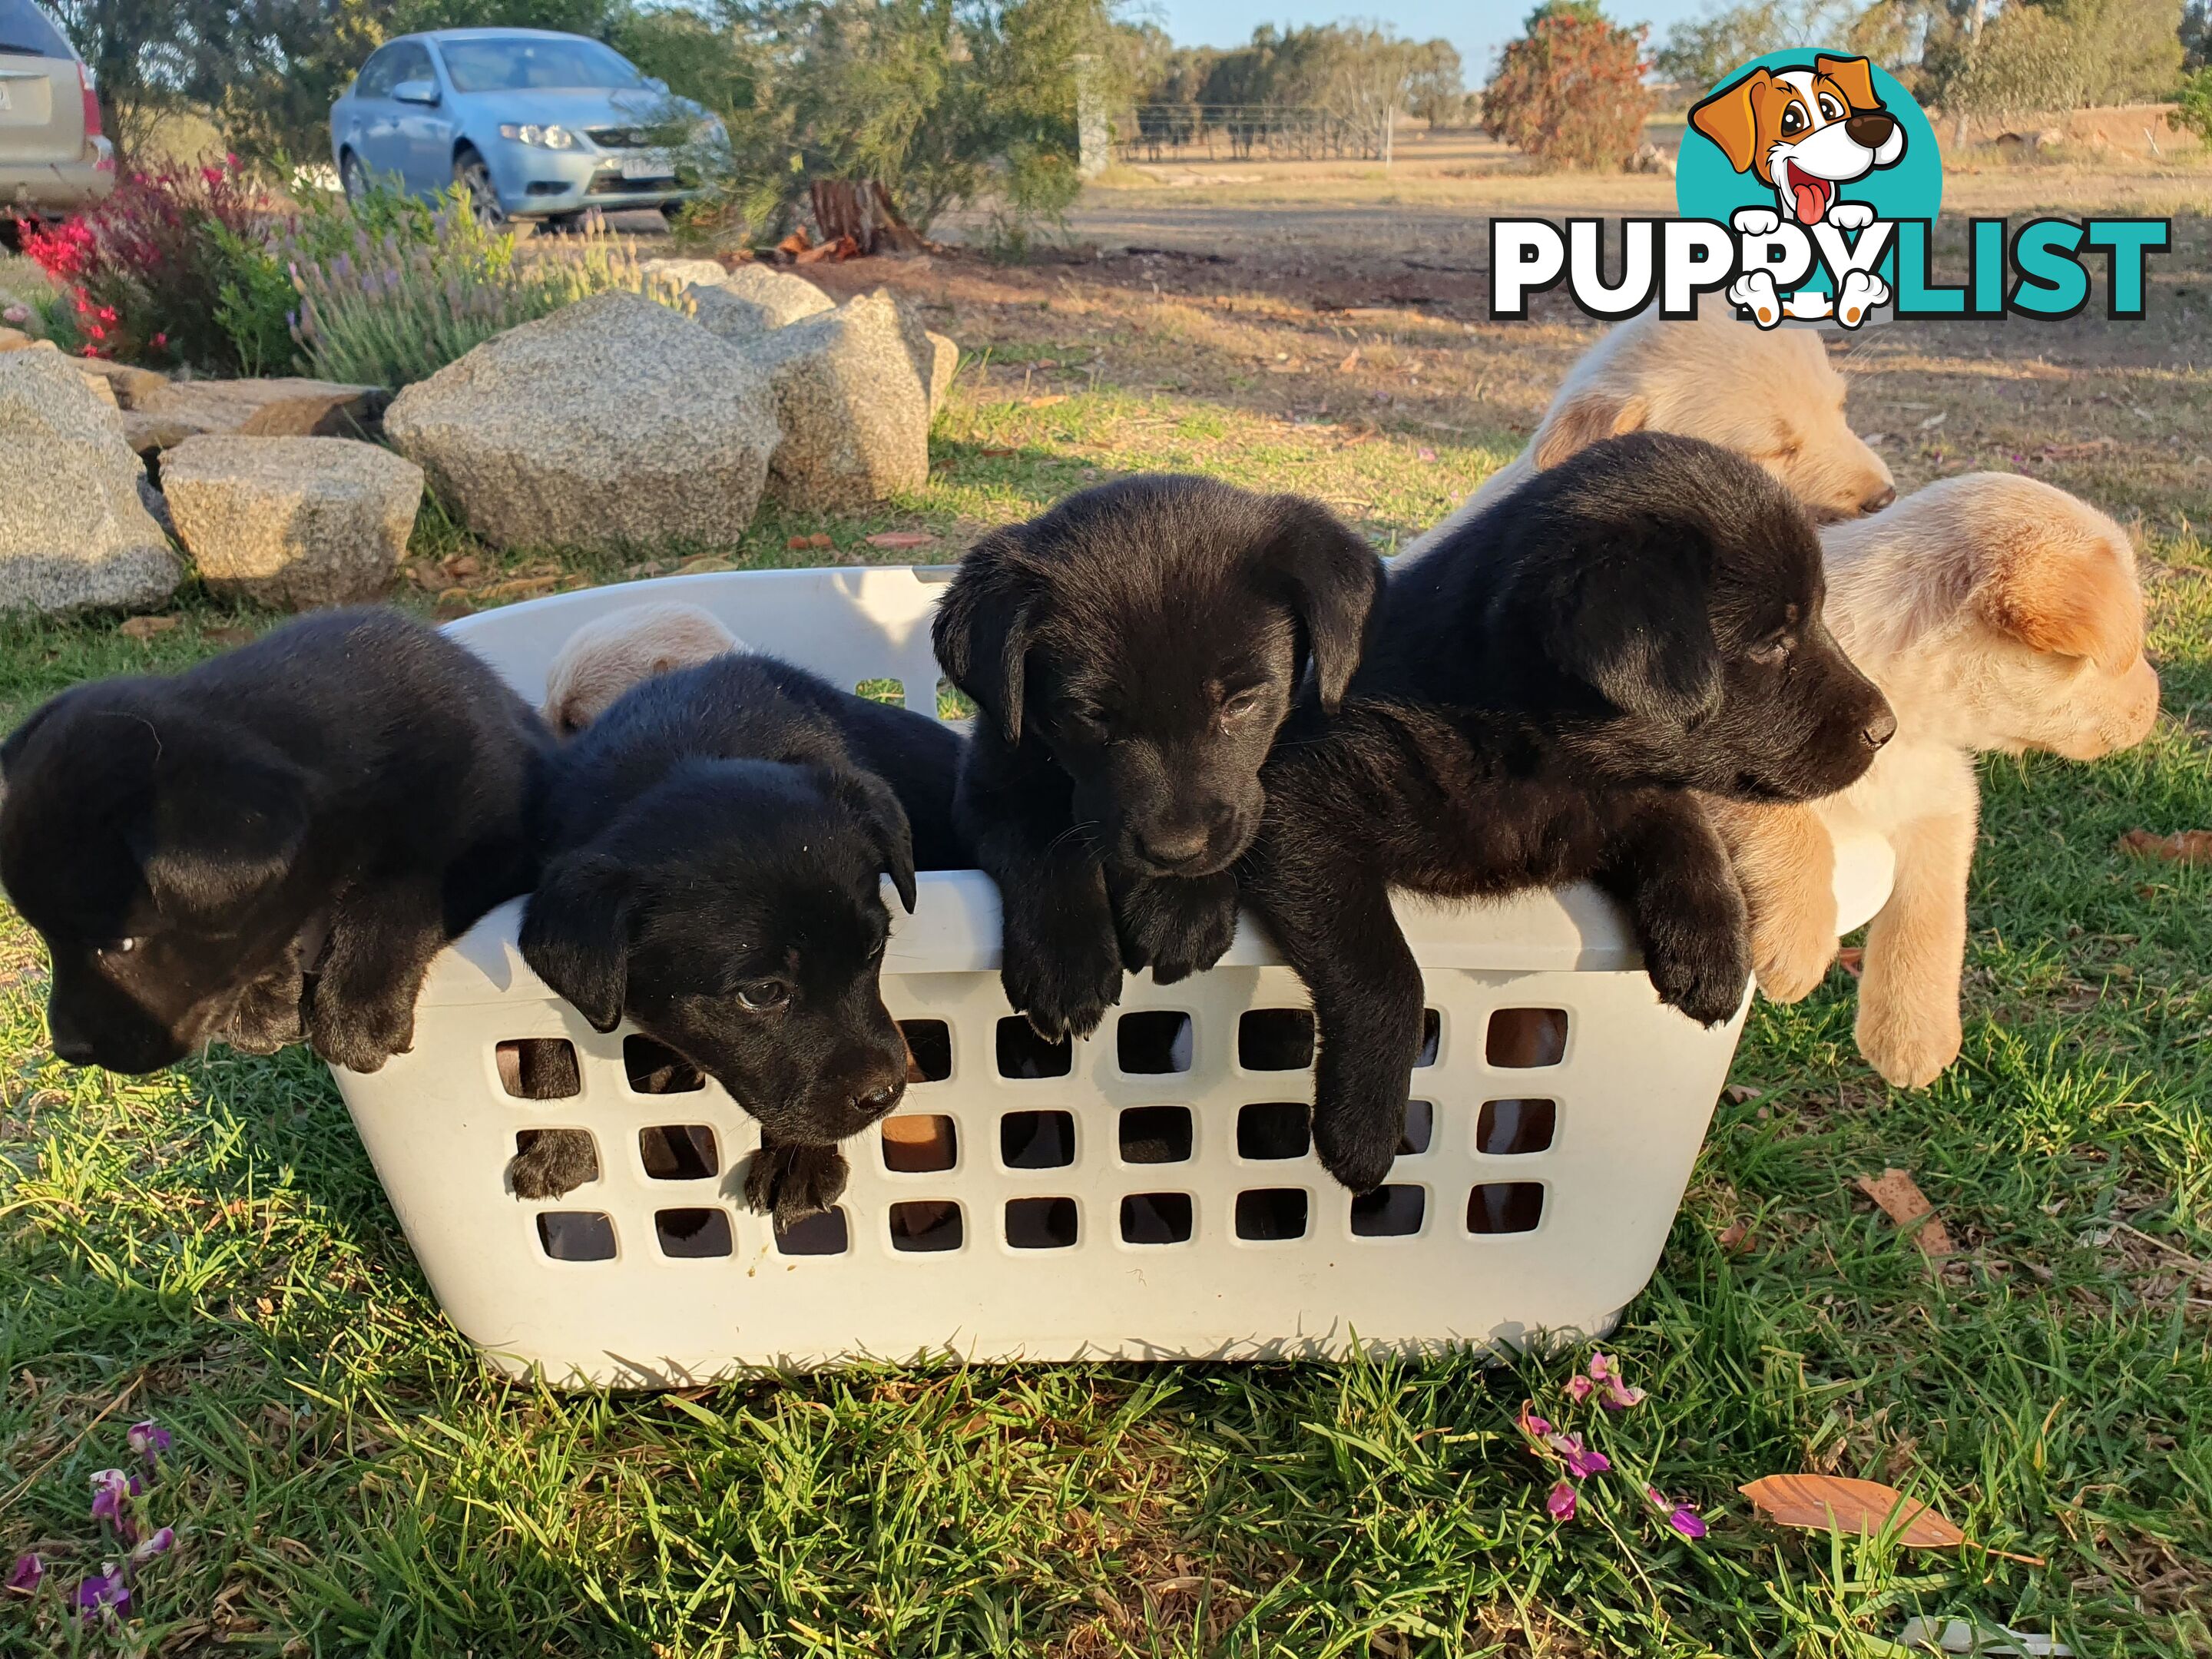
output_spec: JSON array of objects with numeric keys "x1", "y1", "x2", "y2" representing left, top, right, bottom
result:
[
  {"x1": 932, "y1": 529, "x2": 1033, "y2": 745},
  {"x1": 1260, "y1": 497, "x2": 1382, "y2": 713},
  {"x1": 1815, "y1": 55, "x2": 1879, "y2": 111},
  {"x1": 519, "y1": 852, "x2": 632, "y2": 1033},
  {"x1": 1689, "y1": 68, "x2": 1767, "y2": 174},
  {"x1": 1977, "y1": 529, "x2": 2143, "y2": 671},
  {"x1": 832, "y1": 770, "x2": 919, "y2": 913},
  {"x1": 1532, "y1": 391, "x2": 1650, "y2": 472},
  {"x1": 128, "y1": 750, "x2": 311, "y2": 919},
  {"x1": 1550, "y1": 546, "x2": 1723, "y2": 725}
]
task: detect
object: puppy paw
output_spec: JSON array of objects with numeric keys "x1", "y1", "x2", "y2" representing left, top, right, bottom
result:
[
  {"x1": 1753, "y1": 918, "x2": 1841, "y2": 1005},
  {"x1": 1116, "y1": 873, "x2": 1240, "y2": 985},
  {"x1": 508, "y1": 1128, "x2": 600, "y2": 1199},
  {"x1": 1836, "y1": 268, "x2": 1890, "y2": 328},
  {"x1": 1727, "y1": 270, "x2": 1783, "y2": 329},
  {"x1": 1313, "y1": 1103, "x2": 1406, "y2": 1196},
  {"x1": 1856, "y1": 996, "x2": 1961, "y2": 1089},
  {"x1": 1002, "y1": 923, "x2": 1122, "y2": 1041},
  {"x1": 1826, "y1": 201, "x2": 1876, "y2": 231},
  {"x1": 1647, "y1": 931, "x2": 1752, "y2": 1028},
  {"x1": 306, "y1": 995, "x2": 416, "y2": 1074},
  {"x1": 1731, "y1": 206, "x2": 1782, "y2": 237},
  {"x1": 743, "y1": 1141, "x2": 850, "y2": 1226}
]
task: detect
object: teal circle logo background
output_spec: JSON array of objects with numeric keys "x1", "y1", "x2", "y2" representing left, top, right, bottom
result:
[{"x1": 1675, "y1": 51, "x2": 1942, "y2": 296}]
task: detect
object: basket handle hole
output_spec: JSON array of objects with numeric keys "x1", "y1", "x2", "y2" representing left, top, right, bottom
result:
[
  {"x1": 1237, "y1": 1008, "x2": 1313, "y2": 1071},
  {"x1": 1119, "y1": 1105, "x2": 1193, "y2": 1164},
  {"x1": 775, "y1": 1207, "x2": 851, "y2": 1256},
  {"x1": 1399, "y1": 1100, "x2": 1434, "y2": 1156},
  {"x1": 1000, "y1": 1110, "x2": 1075, "y2": 1169},
  {"x1": 1467, "y1": 1182, "x2": 1546, "y2": 1234},
  {"x1": 624, "y1": 1035, "x2": 705, "y2": 1094},
  {"x1": 995, "y1": 1018, "x2": 1071, "y2": 1079},
  {"x1": 1234, "y1": 1187, "x2": 1309, "y2": 1240},
  {"x1": 497, "y1": 1038, "x2": 580, "y2": 1099},
  {"x1": 536, "y1": 1211, "x2": 617, "y2": 1261},
  {"x1": 1350, "y1": 1184, "x2": 1426, "y2": 1237},
  {"x1": 1005, "y1": 1196, "x2": 1079, "y2": 1249},
  {"x1": 1119, "y1": 1192, "x2": 1194, "y2": 1244},
  {"x1": 654, "y1": 1207, "x2": 733, "y2": 1257},
  {"x1": 1116, "y1": 1011, "x2": 1193, "y2": 1075},
  {"x1": 899, "y1": 1019, "x2": 952, "y2": 1082},
  {"x1": 1415, "y1": 1008, "x2": 1442, "y2": 1068},
  {"x1": 1477, "y1": 1099, "x2": 1558, "y2": 1155},
  {"x1": 1485, "y1": 1009, "x2": 1566, "y2": 1068},
  {"x1": 1236, "y1": 1101, "x2": 1310, "y2": 1161},
  {"x1": 889, "y1": 1200, "x2": 964, "y2": 1252},
  {"x1": 640, "y1": 1124, "x2": 719, "y2": 1181},
  {"x1": 882, "y1": 1114, "x2": 958, "y2": 1173}
]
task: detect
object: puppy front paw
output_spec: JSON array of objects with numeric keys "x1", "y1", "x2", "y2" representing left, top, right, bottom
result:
[
  {"x1": 1646, "y1": 929, "x2": 1751, "y2": 1028},
  {"x1": 1002, "y1": 920, "x2": 1123, "y2": 1041},
  {"x1": 1855, "y1": 994, "x2": 1961, "y2": 1089},
  {"x1": 1313, "y1": 1099, "x2": 1406, "y2": 1196},
  {"x1": 508, "y1": 1128, "x2": 600, "y2": 1199},
  {"x1": 306, "y1": 993, "x2": 416, "y2": 1074},
  {"x1": 1116, "y1": 873, "x2": 1240, "y2": 985},
  {"x1": 1731, "y1": 207, "x2": 1782, "y2": 237},
  {"x1": 1752, "y1": 909, "x2": 1840, "y2": 1005},
  {"x1": 743, "y1": 1141, "x2": 850, "y2": 1226}
]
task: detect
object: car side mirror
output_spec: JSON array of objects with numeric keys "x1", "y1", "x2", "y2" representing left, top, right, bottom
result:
[{"x1": 393, "y1": 78, "x2": 439, "y2": 105}]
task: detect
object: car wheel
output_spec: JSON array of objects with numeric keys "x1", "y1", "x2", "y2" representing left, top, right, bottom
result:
[
  {"x1": 454, "y1": 149, "x2": 505, "y2": 228},
  {"x1": 339, "y1": 150, "x2": 369, "y2": 204},
  {"x1": 541, "y1": 211, "x2": 586, "y2": 234}
]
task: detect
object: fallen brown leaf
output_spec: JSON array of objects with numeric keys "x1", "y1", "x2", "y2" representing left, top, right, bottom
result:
[
  {"x1": 806, "y1": 533, "x2": 834, "y2": 550},
  {"x1": 1337, "y1": 347, "x2": 1362, "y2": 373},
  {"x1": 674, "y1": 556, "x2": 733, "y2": 575},
  {"x1": 786, "y1": 535, "x2": 813, "y2": 551},
  {"x1": 1740, "y1": 1473, "x2": 2043, "y2": 1565},
  {"x1": 866, "y1": 531, "x2": 938, "y2": 549},
  {"x1": 2118, "y1": 829, "x2": 2212, "y2": 865},
  {"x1": 440, "y1": 554, "x2": 482, "y2": 581},
  {"x1": 432, "y1": 598, "x2": 474, "y2": 621},
  {"x1": 472, "y1": 574, "x2": 562, "y2": 603},
  {"x1": 1717, "y1": 1220, "x2": 1751, "y2": 1253},
  {"x1": 1856, "y1": 1167, "x2": 1955, "y2": 1257},
  {"x1": 977, "y1": 446, "x2": 1017, "y2": 459},
  {"x1": 1836, "y1": 945, "x2": 1865, "y2": 977},
  {"x1": 118, "y1": 615, "x2": 179, "y2": 639},
  {"x1": 204, "y1": 625, "x2": 255, "y2": 647},
  {"x1": 1020, "y1": 393, "x2": 1068, "y2": 407}
]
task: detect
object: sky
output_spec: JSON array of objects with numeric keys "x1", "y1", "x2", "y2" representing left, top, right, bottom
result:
[{"x1": 1138, "y1": 0, "x2": 1717, "y2": 81}]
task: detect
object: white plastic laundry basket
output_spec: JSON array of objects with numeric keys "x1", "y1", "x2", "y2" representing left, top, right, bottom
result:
[{"x1": 329, "y1": 567, "x2": 1893, "y2": 1385}]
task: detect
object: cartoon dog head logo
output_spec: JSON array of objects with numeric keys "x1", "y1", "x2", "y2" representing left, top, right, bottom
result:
[{"x1": 1688, "y1": 56, "x2": 1906, "y2": 230}]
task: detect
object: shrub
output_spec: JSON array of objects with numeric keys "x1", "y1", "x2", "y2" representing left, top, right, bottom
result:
[
  {"x1": 286, "y1": 191, "x2": 689, "y2": 389},
  {"x1": 16, "y1": 156, "x2": 273, "y2": 368},
  {"x1": 1484, "y1": 5, "x2": 1655, "y2": 172},
  {"x1": 2177, "y1": 66, "x2": 2212, "y2": 149}
]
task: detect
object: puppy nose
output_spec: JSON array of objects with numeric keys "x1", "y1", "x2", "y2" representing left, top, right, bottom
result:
[
  {"x1": 1860, "y1": 485, "x2": 1896, "y2": 514},
  {"x1": 1863, "y1": 705, "x2": 1898, "y2": 750},
  {"x1": 1845, "y1": 111, "x2": 1895, "y2": 148},
  {"x1": 851, "y1": 1080, "x2": 905, "y2": 1122},
  {"x1": 51, "y1": 1031, "x2": 97, "y2": 1065},
  {"x1": 1140, "y1": 825, "x2": 1213, "y2": 868}
]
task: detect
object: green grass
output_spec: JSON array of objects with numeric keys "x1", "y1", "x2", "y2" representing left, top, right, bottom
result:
[{"x1": 3, "y1": 329, "x2": 2210, "y2": 1657}]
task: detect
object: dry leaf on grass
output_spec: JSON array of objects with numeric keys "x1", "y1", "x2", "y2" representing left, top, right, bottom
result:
[
  {"x1": 204, "y1": 625, "x2": 255, "y2": 647},
  {"x1": 1021, "y1": 393, "x2": 1068, "y2": 407},
  {"x1": 1337, "y1": 348, "x2": 1361, "y2": 373},
  {"x1": 977, "y1": 446, "x2": 1018, "y2": 459},
  {"x1": 1836, "y1": 945, "x2": 1865, "y2": 977},
  {"x1": 118, "y1": 615, "x2": 178, "y2": 639},
  {"x1": 1740, "y1": 1474, "x2": 2044, "y2": 1565},
  {"x1": 866, "y1": 531, "x2": 938, "y2": 549},
  {"x1": 1855, "y1": 1168, "x2": 1955, "y2": 1257},
  {"x1": 786, "y1": 534, "x2": 835, "y2": 551},
  {"x1": 2118, "y1": 829, "x2": 2212, "y2": 865}
]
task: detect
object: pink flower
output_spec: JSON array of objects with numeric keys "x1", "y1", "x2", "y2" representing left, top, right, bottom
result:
[
  {"x1": 1564, "y1": 1373, "x2": 1595, "y2": 1403},
  {"x1": 202, "y1": 165, "x2": 223, "y2": 187},
  {"x1": 1645, "y1": 1485, "x2": 1707, "y2": 1540},
  {"x1": 95, "y1": 305, "x2": 117, "y2": 323},
  {"x1": 1515, "y1": 1400, "x2": 1553, "y2": 1441},
  {"x1": 1587, "y1": 1353, "x2": 1646, "y2": 1412},
  {"x1": 127, "y1": 1419, "x2": 171, "y2": 1466},
  {"x1": 88, "y1": 1467, "x2": 139, "y2": 1525},
  {"x1": 1546, "y1": 1479, "x2": 1578, "y2": 1521},
  {"x1": 75, "y1": 1565, "x2": 129, "y2": 1621},
  {"x1": 128, "y1": 1525, "x2": 174, "y2": 1565},
  {"x1": 6, "y1": 1553, "x2": 41, "y2": 1594},
  {"x1": 151, "y1": 331, "x2": 168, "y2": 349},
  {"x1": 1548, "y1": 1432, "x2": 1611, "y2": 1479}
]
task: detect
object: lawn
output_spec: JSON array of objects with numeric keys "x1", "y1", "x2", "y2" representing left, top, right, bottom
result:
[{"x1": 3, "y1": 173, "x2": 2211, "y2": 1655}]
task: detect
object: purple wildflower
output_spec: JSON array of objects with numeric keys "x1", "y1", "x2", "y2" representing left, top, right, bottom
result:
[
  {"x1": 74, "y1": 1566, "x2": 128, "y2": 1621},
  {"x1": 1564, "y1": 1373, "x2": 1595, "y2": 1403},
  {"x1": 1645, "y1": 1485, "x2": 1707, "y2": 1540},
  {"x1": 127, "y1": 1419, "x2": 171, "y2": 1466},
  {"x1": 88, "y1": 1468, "x2": 140, "y2": 1525},
  {"x1": 1515, "y1": 1400, "x2": 1553, "y2": 1441},
  {"x1": 1546, "y1": 1479, "x2": 1578, "y2": 1522},
  {"x1": 6, "y1": 1553, "x2": 41, "y2": 1594},
  {"x1": 1587, "y1": 1353, "x2": 1647, "y2": 1412},
  {"x1": 129, "y1": 1525, "x2": 175, "y2": 1565},
  {"x1": 1547, "y1": 1432, "x2": 1612, "y2": 1479}
]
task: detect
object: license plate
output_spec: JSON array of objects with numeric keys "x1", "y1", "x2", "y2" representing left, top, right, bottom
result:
[{"x1": 619, "y1": 154, "x2": 669, "y2": 180}]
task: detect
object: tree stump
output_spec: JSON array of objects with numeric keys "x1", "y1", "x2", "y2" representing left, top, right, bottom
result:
[{"x1": 809, "y1": 180, "x2": 926, "y2": 255}]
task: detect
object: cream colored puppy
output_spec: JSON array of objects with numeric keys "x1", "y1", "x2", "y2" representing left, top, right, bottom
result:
[
  {"x1": 1710, "y1": 474, "x2": 2160, "y2": 1087},
  {"x1": 1402, "y1": 309, "x2": 1895, "y2": 561},
  {"x1": 540, "y1": 602, "x2": 743, "y2": 737}
]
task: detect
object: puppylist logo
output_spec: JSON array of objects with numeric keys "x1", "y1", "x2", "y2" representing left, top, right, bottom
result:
[{"x1": 1491, "y1": 51, "x2": 2169, "y2": 327}]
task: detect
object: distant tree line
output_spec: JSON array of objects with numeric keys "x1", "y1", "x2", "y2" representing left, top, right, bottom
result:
[{"x1": 1115, "y1": 21, "x2": 1469, "y2": 138}]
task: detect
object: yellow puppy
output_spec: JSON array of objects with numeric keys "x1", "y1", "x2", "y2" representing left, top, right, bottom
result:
[
  {"x1": 1710, "y1": 474, "x2": 2160, "y2": 1086},
  {"x1": 1402, "y1": 308, "x2": 1894, "y2": 563},
  {"x1": 539, "y1": 601, "x2": 742, "y2": 737}
]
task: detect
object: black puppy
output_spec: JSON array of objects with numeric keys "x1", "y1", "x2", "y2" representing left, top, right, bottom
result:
[
  {"x1": 932, "y1": 474, "x2": 1381, "y2": 1038},
  {"x1": 0, "y1": 609, "x2": 548, "y2": 1075},
  {"x1": 515, "y1": 652, "x2": 966, "y2": 1220},
  {"x1": 1244, "y1": 434, "x2": 1896, "y2": 1192}
]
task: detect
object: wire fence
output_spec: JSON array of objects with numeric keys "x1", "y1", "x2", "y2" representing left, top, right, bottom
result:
[{"x1": 1114, "y1": 104, "x2": 1393, "y2": 164}]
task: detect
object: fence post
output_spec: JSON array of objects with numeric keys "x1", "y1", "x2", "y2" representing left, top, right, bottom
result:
[{"x1": 1382, "y1": 105, "x2": 1394, "y2": 167}]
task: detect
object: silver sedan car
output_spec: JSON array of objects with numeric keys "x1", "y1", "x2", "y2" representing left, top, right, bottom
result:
[{"x1": 0, "y1": 0, "x2": 111, "y2": 222}]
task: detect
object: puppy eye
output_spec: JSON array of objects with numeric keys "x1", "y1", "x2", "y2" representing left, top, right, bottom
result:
[
  {"x1": 96, "y1": 937, "x2": 141, "y2": 958},
  {"x1": 1220, "y1": 689, "x2": 1266, "y2": 721},
  {"x1": 736, "y1": 979, "x2": 791, "y2": 1012},
  {"x1": 1749, "y1": 636, "x2": 1794, "y2": 667}
]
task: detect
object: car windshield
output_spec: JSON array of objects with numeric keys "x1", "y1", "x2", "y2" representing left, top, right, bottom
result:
[
  {"x1": 0, "y1": 0, "x2": 73, "y2": 57},
  {"x1": 439, "y1": 35, "x2": 643, "y2": 92}
]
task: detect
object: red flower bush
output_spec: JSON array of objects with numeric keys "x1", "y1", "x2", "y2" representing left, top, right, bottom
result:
[
  {"x1": 1483, "y1": 8, "x2": 1654, "y2": 172},
  {"x1": 19, "y1": 156, "x2": 273, "y2": 369}
]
